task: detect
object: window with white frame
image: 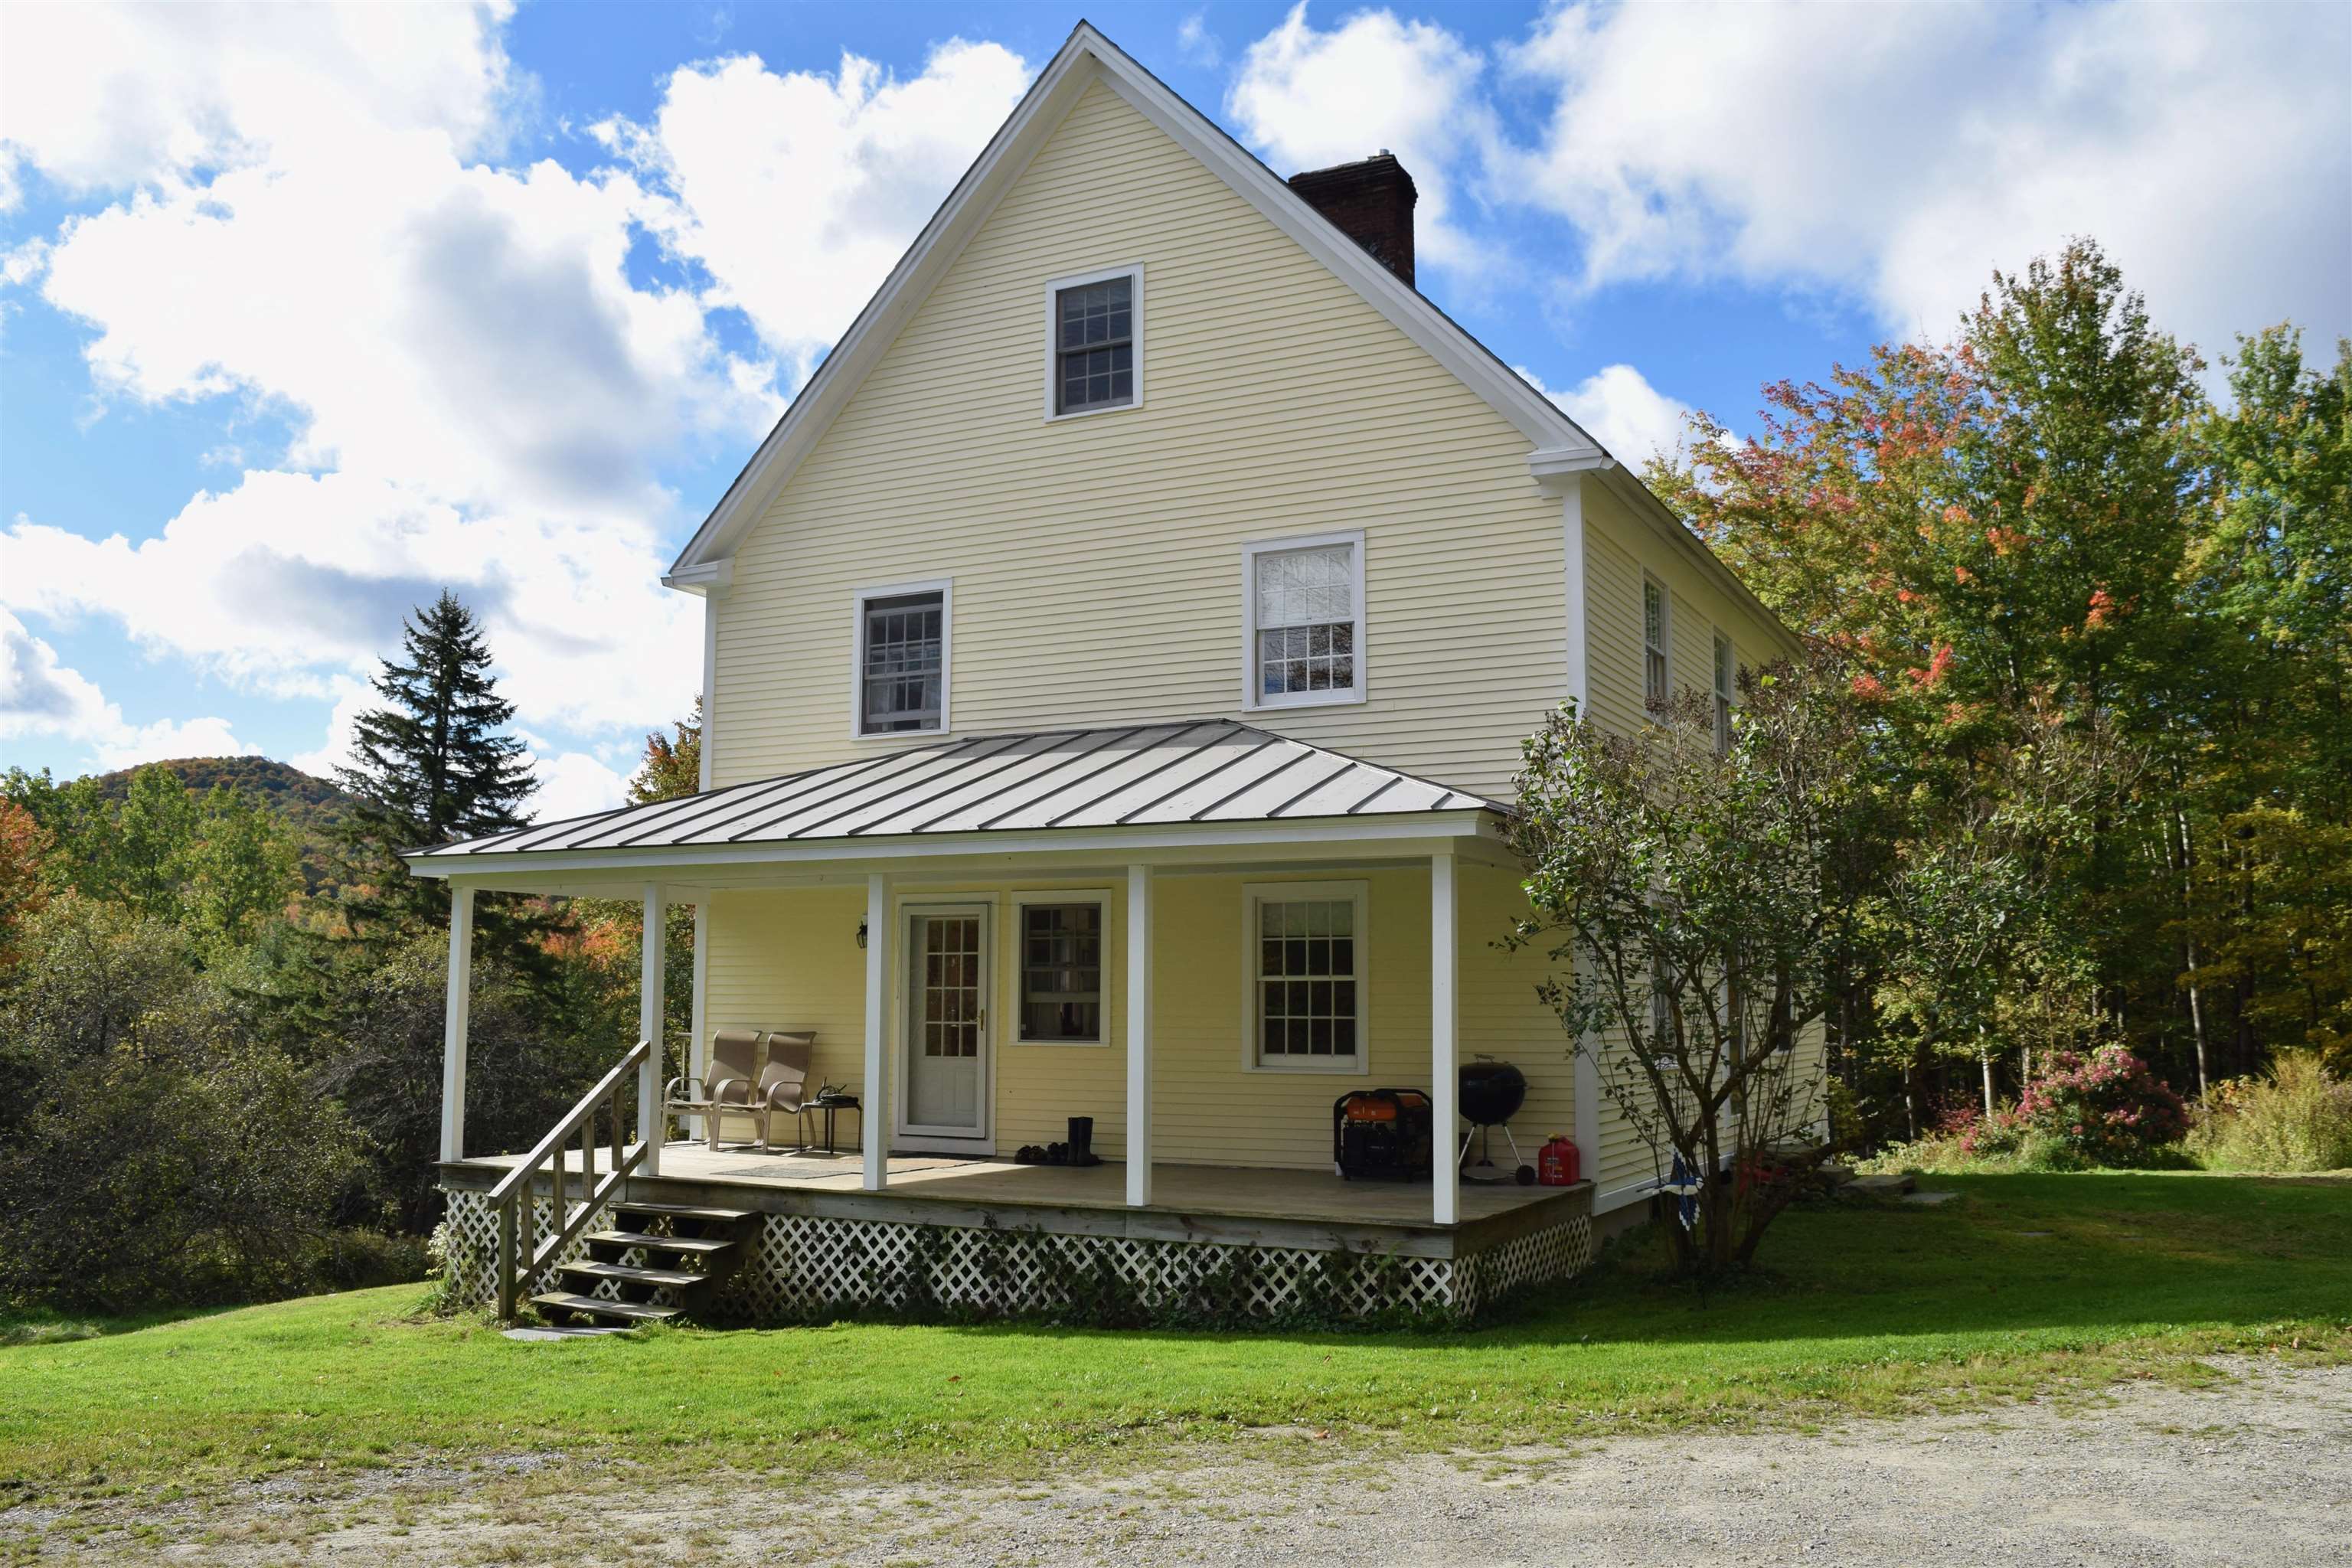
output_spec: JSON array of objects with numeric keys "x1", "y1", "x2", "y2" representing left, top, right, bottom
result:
[
  {"x1": 1048, "y1": 268, "x2": 1140, "y2": 416},
  {"x1": 855, "y1": 585, "x2": 946, "y2": 735},
  {"x1": 1643, "y1": 577, "x2": 1670, "y2": 711},
  {"x1": 1245, "y1": 534, "x2": 1364, "y2": 707},
  {"x1": 1649, "y1": 968, "x2": 1676, "y2": 1067},
  {"x1": 1713, "y1": 632, "x2": 1735, "y2": 753},
  {"x1": 1018, "y1": 899, "x2": 1105, "y2": 1044},
  {"x1": 1246, "y1": 883, "x2": 1366, "y2": 1070}
]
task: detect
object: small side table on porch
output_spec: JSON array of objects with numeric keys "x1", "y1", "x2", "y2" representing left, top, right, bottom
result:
[{"x1": 802, "y1": 1094, "x2": 861, "y2": 1155}]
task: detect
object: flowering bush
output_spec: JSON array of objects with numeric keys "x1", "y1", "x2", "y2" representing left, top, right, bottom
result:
[
  {"x1": 1946, "y1": 1101, "x2": 2027, "y2": 1160},
  {"x1": 2015, "y1": 1046, "x2": 2190, "y2": 1167}
]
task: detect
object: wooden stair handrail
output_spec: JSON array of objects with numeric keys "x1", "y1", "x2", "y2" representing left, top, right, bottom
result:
[
  {"x1": 490, "y1": 1038, "x2": 655, "y2": 1320},
  {"x1": 488, "y1": 1038, "x2": 652, "y2": 1204}
]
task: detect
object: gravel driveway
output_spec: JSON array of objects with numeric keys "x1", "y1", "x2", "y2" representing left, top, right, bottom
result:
[{"x1": 12, "y1": 1358, "x2": 2347, "y2": 1566}]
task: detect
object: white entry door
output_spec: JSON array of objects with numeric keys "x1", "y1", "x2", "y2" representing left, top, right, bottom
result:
[{"x1": 901, "y1": 904, "x2": 990, "y2": 1139}]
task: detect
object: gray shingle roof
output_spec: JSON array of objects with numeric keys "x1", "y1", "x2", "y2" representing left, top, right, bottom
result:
[{"x1": 406, "y1": 721, "x2": 1502, "y2": 862}]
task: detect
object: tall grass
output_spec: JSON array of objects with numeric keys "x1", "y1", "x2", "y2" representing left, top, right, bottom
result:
[{"x1": 2191, "y1": 1052, "x2": 2352, "y2": 1172}]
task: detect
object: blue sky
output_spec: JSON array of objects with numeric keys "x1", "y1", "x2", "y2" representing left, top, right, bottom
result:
[{"x1": 4, "y1": 2, "x2": 2347, "y2": 813}]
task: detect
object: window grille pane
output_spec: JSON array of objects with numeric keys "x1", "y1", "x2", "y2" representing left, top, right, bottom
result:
[
  {"x1": 861, "y1": 591, "x2": 943, "y2": 732},
  {"x1": 1644, "y1": 581, "x2": 1668, "y2": 706},
  {"x1": 1054, "y1": 277, "x2": 1135, "y2": 412},
  {"x1": 1256, "y1": 897, "x2": 1360, "y2": 1060},
  {"x1": 1019, "y1": 903, "x2": 1102, "y2": 1040},
  {"x1": 1253, "y1": 544, "x2": 1357, "y2": 701},
  {"x1": 1713, "y1": 635, "x2": 1735, "y2": 753}
]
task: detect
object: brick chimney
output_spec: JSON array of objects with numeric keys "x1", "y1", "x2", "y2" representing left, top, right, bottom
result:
[{"x1": 1287, "y1": 152, "x2": 1418, "y2": 288}]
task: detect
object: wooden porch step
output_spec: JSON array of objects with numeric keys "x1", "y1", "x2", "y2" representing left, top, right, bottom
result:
[
  {"x1": 609, "y1": 1200, "x2": 757, "y2": 1223},
  {"x1": 586, "y1": 1229, "x2": 734, "y2": 1256},
  {"x1": 559, "y1": 1259, "x2": 707, "y2": 1290},
  {"x1": 531, "y1": 1292, "x2": 681, "y2": 1325}
]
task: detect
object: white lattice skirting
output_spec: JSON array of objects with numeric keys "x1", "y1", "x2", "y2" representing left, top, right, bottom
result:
[
  {"x1": 438, "y1": 1188, "x2": 1592, "y2": 1325},
  {"x1": 438, "y1": 1189, "x2": 633, "y2": 1308}
]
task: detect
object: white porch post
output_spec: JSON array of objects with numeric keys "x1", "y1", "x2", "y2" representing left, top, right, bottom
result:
[
  {"x1": 1431, "y1": 851, "x2": 1459, "y2": 1225},
  {"x1": 639, "y1": 882, "x2": 666, "y2": 1177},
  {"x1": 1573, "y1": 952, "x2": 1601, "y2": 1193},
  {"x1": 863, "y1": 872, "x2": 890, "y2": 1191},
  {"x1": 688, "y1": 900, "x2": 710, "y2": 1145},
  {"x1": 438, "y1": 885, "x2": 475, "y2": 1163},
  {"x1": 1125, "y1": 862, "x2": 1154, "y2": 1207}
]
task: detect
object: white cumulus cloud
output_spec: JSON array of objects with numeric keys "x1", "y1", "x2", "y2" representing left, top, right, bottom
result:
[
  {"x1": 594, "y1": 40, "x2": 1032, "y2": 377},
  {"x1": 1514, "y1": 362, "x2": 1699, "y2": 471},
  {"x1": 1501, "y1": 1, "x2": 2352, "y2": 355},
  {"x1": 1227, "y1": 4, "x2": 1491, "y2": 273},
  {"x1": 0, "y1": 8, "x2": 1041, "y2": 796},
  {"x1": 1, "y1": 608, "x2": 253, "y2": 771},
  {"x1": 0, "y1": 0, "x2": 518, "y2": 207},
  {"x1": 3, "y1": 4, "x2": 1017, "y2": 800},
  {"x1": 525, "y1": 745, "x2": 632, "y2": 822}
]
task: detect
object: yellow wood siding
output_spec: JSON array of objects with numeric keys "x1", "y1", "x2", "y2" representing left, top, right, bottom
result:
[
  {"x1": 702, "y1": 863, "x2": 1573, "y2": 1172},
  {"x1": 710, "y1": 80, "x2": 1568, "y2": 804},
  {"x1": 690, "y1": 71, "x2": 1811, "y2": 1191},
  {"x1": 1575, "y1": 482, "x2": 1807, "y2": 1199}
]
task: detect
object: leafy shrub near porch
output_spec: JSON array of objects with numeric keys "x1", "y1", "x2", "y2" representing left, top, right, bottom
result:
[
  {"x1": 2190, "y1": 1052, "x2": 2352, "y2": 1172},
  {"x1": 0, "y1": 896, "x2": 369, "y2": 1312},
  {"x1": 2012, "y1": 1045, "x2": 2190, "y2": 1168}
]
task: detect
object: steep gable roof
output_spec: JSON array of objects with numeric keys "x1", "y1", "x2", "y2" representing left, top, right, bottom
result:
[
  {"x1": 663, "y1": 21, "x2": 1798, "y2": 658},
  {"x1": 663, "y1": 20, "x2": 1606, "y2": 590}
]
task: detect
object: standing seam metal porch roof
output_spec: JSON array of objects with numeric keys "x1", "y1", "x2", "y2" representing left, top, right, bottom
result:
[{"x1": 403, "y1": 721, "x2": 1506, "y2": 863}]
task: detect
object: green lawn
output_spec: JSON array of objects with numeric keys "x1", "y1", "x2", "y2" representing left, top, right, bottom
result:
[{"x1": 5, "y1": 1172, "x2": 2347, "y2": 1494}]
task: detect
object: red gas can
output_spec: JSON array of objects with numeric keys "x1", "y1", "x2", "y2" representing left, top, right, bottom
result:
[{"x1": 1537, "y1": 1135, "x2": 1580, "y2": 1186}]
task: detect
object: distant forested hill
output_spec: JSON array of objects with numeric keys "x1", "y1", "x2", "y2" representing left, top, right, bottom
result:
[
  {"x1": 90, "y1": 755, "x2": 354, "y2": 834},
  {"x1": 89, "y1": 756, "x2": 358, "y2": 892}
]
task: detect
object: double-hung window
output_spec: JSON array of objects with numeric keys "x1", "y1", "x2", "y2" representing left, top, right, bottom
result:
[
  {"x1": 1713, "y1": 632, "x2": 1735, "y2": 754},
  {"x1": 1649, "y1": 968, "x2": 1676, "y2": 1067},
  {"x1": 1243, "y1": 531, "x2": 1365, "y2": 707},
  {"x1": 1016, "y1": 896, "x2": 1106, "y2": 1044},
  {"x1": 1643, "y1": 576, "x2": 1670, "y2": 712},
  {"x1": 853, "y1": 582, "x2": 948, "y2": 736},
  {"x1": 1047, "y1": 266, "x2": 1142, "y2": 416},
  {"x1": 1246, "y1": 882, "x2": 1367, "y2": 1071}
]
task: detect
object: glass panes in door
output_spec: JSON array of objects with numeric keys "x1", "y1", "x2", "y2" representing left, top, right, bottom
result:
[{"x1": 906, "y1": 910, "x2": 986, "y2": 1132}]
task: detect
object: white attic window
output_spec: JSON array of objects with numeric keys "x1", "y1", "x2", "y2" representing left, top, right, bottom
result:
[{"x1": 1044, "y1": 265, "x2": 1143, "y2": 419}]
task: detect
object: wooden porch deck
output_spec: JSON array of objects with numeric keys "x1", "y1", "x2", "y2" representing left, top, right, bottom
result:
[{"x1": 449, "y1": 1139, "x2": 1589, "y2": 1257}]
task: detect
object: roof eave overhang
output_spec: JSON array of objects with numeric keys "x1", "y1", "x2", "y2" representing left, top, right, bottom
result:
[
  {"x1": 658, "y1": 558, "x2": 733, "y2": 596},
  {"x1": 403, "y1": 807, "x2": 1508, "y2": 883},
  {"x1": 1530, "y1": 446, "x2": 1803, "y2": 658}
]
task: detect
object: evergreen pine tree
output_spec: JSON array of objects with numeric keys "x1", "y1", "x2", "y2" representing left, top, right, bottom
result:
[{"x1": 335, "y1": 591, "x2": 539, "y2": 942}]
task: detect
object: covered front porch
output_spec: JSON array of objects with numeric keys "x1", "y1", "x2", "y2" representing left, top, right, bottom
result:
[{"x1": 409, "y1": 723, "x2": 1601, "y2": 1324}]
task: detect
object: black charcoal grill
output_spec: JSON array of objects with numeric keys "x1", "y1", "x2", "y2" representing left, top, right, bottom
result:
[{"x1": 1459, "y1": 1056, "x2": 1535, "y2": 1185}]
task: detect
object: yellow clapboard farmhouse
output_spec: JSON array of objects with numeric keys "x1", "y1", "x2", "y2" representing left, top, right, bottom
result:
[{"x1": 410, "y1": 22, "x2": 1803, "y2": 1327}]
